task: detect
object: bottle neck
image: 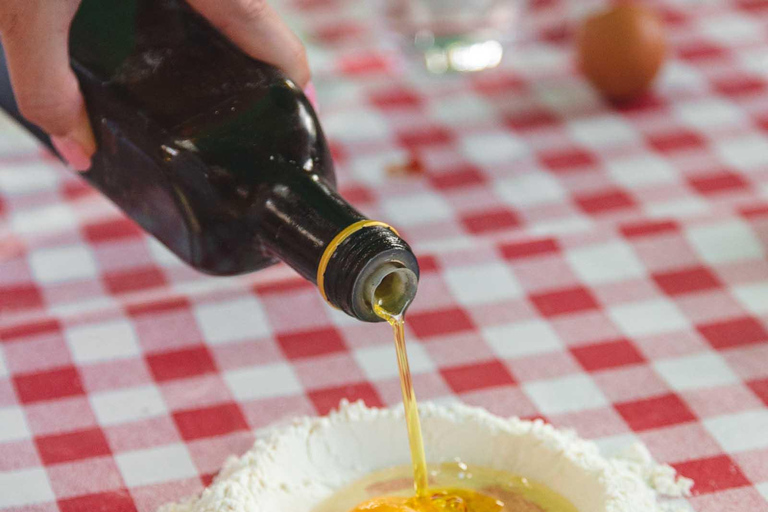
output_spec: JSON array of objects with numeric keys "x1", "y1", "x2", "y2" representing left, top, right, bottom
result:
[{"x1": 256, "y1": 173, "x2": 419, "y2": 322}]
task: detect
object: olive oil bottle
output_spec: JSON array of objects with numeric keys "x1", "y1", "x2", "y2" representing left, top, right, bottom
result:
[{"x1": 0, "y1": 0, "x2": 418, "y2": 321}]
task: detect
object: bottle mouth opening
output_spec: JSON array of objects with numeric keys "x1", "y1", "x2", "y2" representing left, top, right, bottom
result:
[{"x1": 367, "y1": 263, "x2": 418, "y2": 319}]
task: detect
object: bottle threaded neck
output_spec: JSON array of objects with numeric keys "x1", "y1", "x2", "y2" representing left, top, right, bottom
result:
[{"x1": 323, "y1": 226, "x2": 419, "y2": 322}]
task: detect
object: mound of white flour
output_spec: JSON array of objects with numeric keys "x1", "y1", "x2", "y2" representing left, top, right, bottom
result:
[{"x1": 159, "y1": 401, "x2": 692, "y2": 512}]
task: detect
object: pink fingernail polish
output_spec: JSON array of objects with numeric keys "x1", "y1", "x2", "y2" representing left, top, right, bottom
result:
[
  {"x1": 305, "y1": 81, "x2": 318, "y2": 111},
  {"x1": 51, "y1": 136, "x2": 92, "y2": 172}
]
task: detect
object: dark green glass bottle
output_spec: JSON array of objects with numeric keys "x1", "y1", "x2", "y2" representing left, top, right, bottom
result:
[{"x1": 8, "y1": 0, "x2": 420, "y2": 321}]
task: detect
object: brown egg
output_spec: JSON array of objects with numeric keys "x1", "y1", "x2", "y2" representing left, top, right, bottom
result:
[{"x1": 577, "y1": 4, "x2": 667, "y2": 102}]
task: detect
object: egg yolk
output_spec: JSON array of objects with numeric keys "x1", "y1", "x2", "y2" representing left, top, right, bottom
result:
[{"x1": 349, "y1": 489, "x2": 506, "y2": 512}]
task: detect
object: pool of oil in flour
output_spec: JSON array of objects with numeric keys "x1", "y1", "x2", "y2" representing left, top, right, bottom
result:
[{"x1": 311, "y1": 460, "x2": 579, "y2": 512}]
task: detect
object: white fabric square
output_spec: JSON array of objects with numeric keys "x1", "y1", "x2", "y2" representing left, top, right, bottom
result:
[
  {"x1": 675, "y1": 98, "x2": 744, "y2": 129},
  {"x1": 430, "y1": 94, "x2": 493, "y2": 125},
  {"x1": 0, "y1": 349, "x2": 7, "y2": 378},
  {"x1": 606, "y1": 155, "x2": 678, "y2": 188},
  {"x1": 116, "y1": 444, "x2": 197, "y2": 487},
  {"x1": 524, "y1": 374, "x2": 608, "y2": 414},
  {"x1": 646, "y1": 197, "x2": 709, "y2": 218},
  {"x1": 90, "y1": 385, "x2": 167, "y2": 426},
  {"x1": 733, "y1": 283, "x2": 768, "y2": 314},
  {"x1": 461, "y1": 132, "x2": 528, "y2": 165},
  {"x1": 700, "y1": 13, "x2": 763, "y2": 44},
  {"x1": 568, "y1": 115, "x2": 640, "y2": 148},
  {"x1": 757, "y1": 482, "x2": 768, "y2": 503},
  {"x1": 225, "y1": 363, "x2": 303, "y2": 400},
  {"x1": 0, "y1": 468, "x2": 55, "y2": 507},
  {"x1": 382, "y1": 193, "x2": 453, "y2": 226},
  {"x1": 495, "y1": 172, "x2": 566, "y2": 207},
  {"x1": 654, "y1": 352, "x2": 738, "y2": 392},
  {"x1": 324, "y1": 108, "x2": 391, "y2": 142},
  {"x1": 195, "y1": 297, "x2": 271, "y2": 344},
  {"x1": 11, "y1": 204, "x2": 76, "y2": 236},
  {"x1": 567, "y1": 242, "x2": 645, "y2": 284},
  {"x1": 608, "y1": 300, "x2": 688, "y2": 337},
  {"x1": 66, "y1": 319, "x2": 140, "y2": 363},
  {"x1": 687, "y1": 221, "x2": 765, "y2": 264},
  {"x1": 0, "y1": 162, "x2": 59, "y2": 195},
  {"x1": 483, "y1": 320, "x2": 563, "y2": 358},
  {"x1": 147, "y1": 238, "x2": 184, "y2": 268},
  {"x1": 29, "y1": 245, "x2": 98, "y2": 284},
  {"x1": 716, "y1": 135, "x2": 768, "y2": 171},
  {"x1": 444, "y1": 263, "x2": 522, "y2": 305},
  {"x1": 348, "y1": 149, "x2": 409, "y2": 186},
  {"x1": 0, "y1": 406, "x2": 30, "y2": 442},
  {"x1": 354, "y1": 343, "x2": 434, "y2": 380},
  {"x1": 705, "y1": 410, "x2": 768, "y2": 452}
]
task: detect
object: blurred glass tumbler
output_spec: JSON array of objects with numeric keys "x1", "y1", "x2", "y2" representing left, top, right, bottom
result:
[{"x1": 386, "y1": 0, "x2": 521, "y2": 73}]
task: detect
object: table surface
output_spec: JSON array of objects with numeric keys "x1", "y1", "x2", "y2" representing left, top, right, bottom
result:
[{"x1": 1, "y1": 0, "x2": 768, "y2": 511}]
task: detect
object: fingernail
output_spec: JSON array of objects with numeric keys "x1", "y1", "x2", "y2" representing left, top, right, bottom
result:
[
  {"x1": 51, "y1": 135, "x2": 92, "y2": 172},
  {"x1": 305, "y1": 81, "x2": 318, "y2": 111}
]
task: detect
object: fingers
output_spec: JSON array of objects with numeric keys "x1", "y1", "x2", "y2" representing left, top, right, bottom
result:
[
  {"x1": 0, "y1": 0, "x2": 95, "y2": 169},
  {"x1": 188, "y1": 0, "x2": 311, "y2": 88}
]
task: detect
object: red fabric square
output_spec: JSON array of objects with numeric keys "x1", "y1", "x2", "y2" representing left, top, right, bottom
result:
[
  {"x1": 620, "y1": 220, "x2": 678, "y2": 238},
  {"x1": 747, "y1": 377, "x2": 768, "y2": 406},
  {"x1": 14, "y1": 366, "x2": 85, "y2": 403},
  {"x1": 104, "y1": 267, "x2": 167, "y2": 295},
  {"x1": 678, "y1": 41, "x2": 727, "y2": 61},
  {"x1": 698, "y1": 317, "x2": 768, "y2": 350},
  {"x1": 0, "y1": 285, "x2": 44, "y2": 313},
  {"x1": 407, "y1": 308, "x2": 474, "y2": 338},
  {"x1": 576, "y1": 189, "x2": 637, "y2": 214},
  {"x1": 740, "y1": 204, "x2": 768, "y2": 219},
  {"x1": 277, "y1": 328, "x2": 347, "y2": 360},
  {"x1": 83, "y1": 219, "x2": 143, "y2": 243},
  {"x1": 505, "y1": 109, "x2": 558, "y2": 131},
  {"x1": 338, "y1": 184, "x2": 375, "y2": 205},
  {"x1": 58, "y1": 489, "x2": 137, "y2": 512},
  {"x1": 0, "y1": 318, "x2": 60, "y2": 342},
  {"x1": 714, "y1": 76, "x2": 766, "y2": 98},
  {"x1": 653, "y1": 267, "x2": 722, "y2": 296},
  {"x1": 472, "y1": 73, "x2": 526, "y2": 95},
  {"x1": 309, "y1": 382, "x2": 383, "y2": 415},
  {"x1": 673, "y1": 455, "x2": 750, "y2": 494},
  {"x1": 416, "y1": 255, "x2": 440, "y2": 274},
  {"x1": 173, "y1": 403, "x2": 249, "y2": 441},
  {"x1": 369, "y1": 87, "x2": 422, "y2": 109},
  {"x1": 126, "y1": 296, "x2": 189, "y2": 317},
  {"x1": 613, "y1": 94, "x2": 665, "y2": 114},
  {"x1": 311, "y1": 22, "x2": 362, "y2": 44},
  {"x1": 570, "y1": 339, "x2": 646, "y2": 372},
  {"x1": 253, "y1": 278, "x2": 312, "y2": 295},
  {"x1": 339, "y1": 53, "x2": 392, "y2": 76},
  {"x1": 530, "y1": 287, "x2": 600, "y2": 317},
  {"x1": 461, "y1": 209, "x2": 521, "y2": 234},
  {"x1": 615, "y1": 393, "x2": 697, "y2": 431},
  {"x1": 147, "y1": 346, "x2": 217, "y2": 382},
  {"x1": 689, "y1": 172, "x2": 749, "y2": 195},
  {"x1": 499, "y1": 239, "x2": 559, "y2": 260},
  {"x1": 62, "y1": 180, "x2": 95, "y2": 201},
  {"x1": 429, "y1": 167, "x2": 485, "y2": 190},
  {"x1": 36, "y1": 427, "x2": 111, "y2": 464},
  {"x1": 397, "y1": 126, "x2": 453, "y2": 149},
  {"x1": 648, "y1": 130, "x2": 706, "y2": 154},
  {"x1": 539, "y1": 147, "x2": 597, "y2": 172},
  {"x1": 441, "y1": 360, "x2": 516, "y2": 393}
]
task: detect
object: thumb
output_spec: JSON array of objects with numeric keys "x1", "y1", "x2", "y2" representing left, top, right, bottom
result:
[{"x1": 0, "y1": 0, "x2": 95, "y2": 170}]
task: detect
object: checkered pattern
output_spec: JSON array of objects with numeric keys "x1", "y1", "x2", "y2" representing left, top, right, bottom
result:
[{"x1": 2, "y1": 0, "x2": 768, "y2": 511}]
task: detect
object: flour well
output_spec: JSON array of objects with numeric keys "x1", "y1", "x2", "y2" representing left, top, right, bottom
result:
[{"x1": 158, "y1": 401, "x2": 692, "y2": 512}]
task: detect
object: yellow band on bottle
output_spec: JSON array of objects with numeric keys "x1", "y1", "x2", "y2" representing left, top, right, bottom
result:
[{"x1": 317, "y1": 220, "x2": 400, "y2": 307}]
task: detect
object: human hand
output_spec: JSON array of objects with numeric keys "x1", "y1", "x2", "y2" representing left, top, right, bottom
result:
[{"x1": 0, "y1": 0, "x2": 311, "y2": 171}]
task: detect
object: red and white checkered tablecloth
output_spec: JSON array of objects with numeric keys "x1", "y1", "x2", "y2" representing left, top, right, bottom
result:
[{"x1": 2, "y1": 0, "x2": 768, "y2": 511}]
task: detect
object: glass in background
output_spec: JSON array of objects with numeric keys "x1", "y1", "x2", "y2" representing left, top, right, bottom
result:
[{"x1": 385, "y1": 0, "x2": 524, "y2": 74}]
